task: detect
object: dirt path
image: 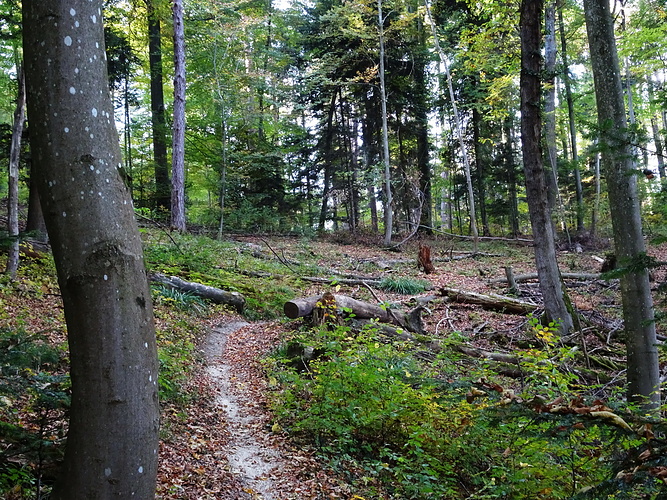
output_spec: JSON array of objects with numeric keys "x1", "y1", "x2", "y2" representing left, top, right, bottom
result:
[
  {"x1": 197, "y1": 319, "x2": 351, "y2": 499},
  {"x1": 203, "y1": 321, "x2": 282, "y2": 499}
]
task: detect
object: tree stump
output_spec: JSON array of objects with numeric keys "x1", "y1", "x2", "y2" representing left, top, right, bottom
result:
[{"x1": 418, "y1": 244, "x2": 436, "y2": 274}]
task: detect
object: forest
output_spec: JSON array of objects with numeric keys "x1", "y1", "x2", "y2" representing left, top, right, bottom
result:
[{"x1": 3, "y1": 0, "x2": 667, "y2": 498}]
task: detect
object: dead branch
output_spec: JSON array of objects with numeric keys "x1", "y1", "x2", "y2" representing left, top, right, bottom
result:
[
  {"x1": 440, "y1": 287, "x2": 539, "y2": 314},
  {"x1": 489, "y1": 272, "x2": 607, "y2": 284}
]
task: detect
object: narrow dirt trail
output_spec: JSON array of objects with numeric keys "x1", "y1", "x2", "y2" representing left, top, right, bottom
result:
[
  {"x1": 199, "y1": 319, "x2": 351, "y2": 499},
  {"x1": 203, "y1": 321, "x2": 282, "y2": 498}
]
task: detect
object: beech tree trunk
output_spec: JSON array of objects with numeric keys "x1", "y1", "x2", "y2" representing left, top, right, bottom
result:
[
  {"x1": 558, "y1": 3, "x2": 584, "y2": 232},
  {"x1": 584, "y1": 0, "x2": 660, "y2": 411},
  {"x1": 520, "y1": 0, "x2": 573, "y2": 333},
  {"x1": 378, "y1": 0, "x2": 393, "y2": 245},
  {"x1": 171, "y1": 0, "x2": 186, "y2": 231},
  {"x1": 5, "y1": 65, "x2": 25, "y2": 279},
  {"x1": 23, "y1": 1, "x2": 160, "y2": 496}
]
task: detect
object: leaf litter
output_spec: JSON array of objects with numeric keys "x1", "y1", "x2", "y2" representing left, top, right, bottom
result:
[{"x1": 158, "y1": 315, "x2": 352, "y2": 499}]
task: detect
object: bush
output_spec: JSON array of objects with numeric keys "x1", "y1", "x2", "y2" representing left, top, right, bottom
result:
[{"x1": 267, "y1": 322, "x2": 654, "y2": 499}]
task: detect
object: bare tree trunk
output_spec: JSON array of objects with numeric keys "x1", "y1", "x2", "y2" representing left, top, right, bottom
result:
[
  {"x1": 170, "y1": 0, "x2": 186, "y2": 231},
  {"x1": 6, "y1": 65, "x2": 25, "y2": 279},
  {"x1": 147, "y1": 0, "x2": 170, "y2": 212},
  {"x1": 25, "y1": 169, "x2": 48, "y2": 242},
  {"x1": 23, "y1": 1, "x2": 160, "y2": 496},
  {"x1": 584, "y1": 0, "x2": 659, "y2": 411},
  {"x1": 378, "y1": 0, "x2": 393, "y2": 245},
  {"x1": 558, "y1": 2, "x2": 584, "y2": 232},
  {"x1": 520, "y1": 0, "x2": 573, "y2": 333},
  {"x1": 544, "y1": 1, "x2": 559, "y2": 216},
  {"x1": 424, "y1": 0, "x2": 478, "y2": 251}
]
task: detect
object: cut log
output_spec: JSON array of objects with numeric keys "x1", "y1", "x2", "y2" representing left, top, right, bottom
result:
[
  {"x1": 440, "y1": 287, "x2": 538, "y2": 314},
  {"x1": 150, "y1": 273, "x2": 245, "y2": 313},
  {"x1": 284, "y1": 294, "x2": 424, "y2": 334}
]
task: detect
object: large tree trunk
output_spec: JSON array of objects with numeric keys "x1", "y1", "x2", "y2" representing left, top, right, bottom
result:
[
  {"x1": 23, "y1": 1, "x2": 160, "y2": 497},
  {"x1": 520, "y1": 0, "x2": 573, "y2": 333},
  {"x1": 584, "y1": 0, "x2": 659, "y2": 411},
  {"x1": 170, "y1": 0, "x2": 186, "y2": 231},
  {"x1": 147, "y1": 0, "x2": 170, "y2": 212},
  {"x1": 5, "y1": 65, "x2": 25, "y2": 279}
]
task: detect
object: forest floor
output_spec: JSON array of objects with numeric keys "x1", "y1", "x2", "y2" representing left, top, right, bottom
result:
[
  {"x1": 155, "y1": 233, "x2": 667, "y2": 499},
  {"x1": 5, "y1": 231, "x2": 667, "y2": 498}
]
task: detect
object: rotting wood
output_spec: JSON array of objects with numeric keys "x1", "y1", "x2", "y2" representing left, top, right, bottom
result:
[
  {"x1": 150, "y1": 273, "x2": 245, "y2": 312},
  {"x1": 440, "y1": 287, "x2": 539, "y2": 314},
  {"x1": 284, "y1": 293, "x2": 425, "y2": 334},
  {"x1": 504, "y1": 266, "x2": 520, "y2": 295},
  {"x1": 489, "y1": 272, "x2": 606, "y2": 284},
  {"x1": 418, "y1": 244, "x2": 436, "y2": 274}
]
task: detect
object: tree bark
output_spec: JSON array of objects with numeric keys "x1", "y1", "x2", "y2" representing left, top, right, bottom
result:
[
  {"x1": 147, "y1": 0, "x2": 170, "y2": 212},
  {"x1": 5, "y1": 64, "x2": 25, "y2": 279},
  {"x1": 170, "y1": 0, "x2": 186, "y2": 231},
  {"x1": 584, "y1": 0, "x2": 660, "y2": 411},
  {"x1": 284, "y1": 294, "x2": 424, "y2": 334},
  {"x1": 378, "y1": 0, "x2": 393, "y2": 245},
  {"x1": 520, "y1": 0, "x2": 573, "y2": 333},
  {"x1": 23, "y1": 2, "x2": 160, "y2": 497}
]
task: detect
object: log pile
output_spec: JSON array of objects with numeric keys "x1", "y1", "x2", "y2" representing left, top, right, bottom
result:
[{"x1": 284, "y1": 292, "x2": 425, "y2": 334}]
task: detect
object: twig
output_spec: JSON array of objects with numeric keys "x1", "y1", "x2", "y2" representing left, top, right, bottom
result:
[
  {"x1": 135, "y1": 212, "x2": 184, "y2": 254},
  {"x1": 261, "y1": 238, "x2": 296, "y2": 273},
  {"x1": 362, "y1": 281, "x2": 383, "y2": 303}
]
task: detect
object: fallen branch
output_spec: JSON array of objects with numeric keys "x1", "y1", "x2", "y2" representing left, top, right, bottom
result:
[
  {"x1": 301, "y1": 276, "x2": 382, "y2": 287},
  {"x1": 150, "y1": 273, "x2": 245, "y2": 313},
  {"x1": 489, "y1": 272, "x2": 607, "y2": 284},
  {"x1": 440, "y1": 287, "x2": 539, "y2": 314}
]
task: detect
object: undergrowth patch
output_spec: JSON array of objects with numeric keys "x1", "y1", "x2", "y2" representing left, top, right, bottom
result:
[{"x1": 266, "y1": 320, "x2": 662, "y2": 499}]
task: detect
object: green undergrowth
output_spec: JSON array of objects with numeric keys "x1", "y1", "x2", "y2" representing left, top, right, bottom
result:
[
  {"x1": 142, "y1": 229, "x2": 302, "y2": 319},
  {"x1": 266, "y1": 320, "x2": 662, "y2": 499},
  {"x1": 377, "y1": 276, "x2": 430, "y2": 295}
]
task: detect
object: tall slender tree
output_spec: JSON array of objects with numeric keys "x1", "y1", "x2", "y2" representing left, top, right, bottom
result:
[
  {"x1": 584, "y1": 0, "x2": 659, "y2": 411},
  {"x1": 520, "y1": 0, "x2": 573, "y2": 333},
  {"x1": 147, "y1": 0, "x2": 170, "y2": 211},
  {"x1": 23, "y1": 0, "x2": 160, "y2": 496},
  {"x1": 171, "y1": 0, "x2": 186, "y2": 231},
  {"x1": 5, "y1": 64, "x2": 24, "y2": 279},
  {"x1": 378, "y1": 0, "x2": 393, "y2": 245}
]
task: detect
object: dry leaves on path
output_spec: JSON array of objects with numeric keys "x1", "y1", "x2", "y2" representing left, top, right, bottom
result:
[{"x1": 157, "y1": 316, "x2": 354, "y2": 499}]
